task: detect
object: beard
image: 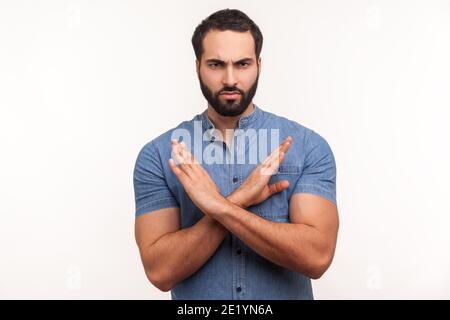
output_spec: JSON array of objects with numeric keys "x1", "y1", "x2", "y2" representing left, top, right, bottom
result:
[{"x1": 198, "y1": 72, "x2": 259, "y2": 117}]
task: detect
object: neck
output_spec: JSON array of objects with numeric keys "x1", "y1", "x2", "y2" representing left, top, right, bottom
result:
[{"x1": 207, "y1": 102, "x2": 255, "y2": 134}]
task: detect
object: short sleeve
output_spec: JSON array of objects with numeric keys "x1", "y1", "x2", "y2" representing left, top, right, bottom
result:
[
  {"x1": 133, "y1": 142, "x2": 179, "y2": 217},
  {"x1": 293, "y1": 131, "x2": 337, "y2": 205}
]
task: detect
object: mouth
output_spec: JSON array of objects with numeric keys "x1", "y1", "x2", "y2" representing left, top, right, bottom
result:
[{"x1": 219, "y1": 92, "x2": 241, "y2": 99}]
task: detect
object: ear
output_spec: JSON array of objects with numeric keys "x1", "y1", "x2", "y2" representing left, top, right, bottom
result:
[
  {"x1": 257, "y1": 57, "x2": 262, "y2": 75},
  {"x1": 195, "y1": 59, "x2": 200, "y2": 76}
]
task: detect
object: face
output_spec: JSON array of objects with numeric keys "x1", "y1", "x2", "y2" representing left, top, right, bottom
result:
[{"x1": 197, "y1": 30, "x2": 261, "y2": 117}]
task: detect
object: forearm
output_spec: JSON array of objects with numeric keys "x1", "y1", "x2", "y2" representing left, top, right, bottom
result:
[
  {"x1": 211, "y1": 201, "x2": 330, "y2": 279},
  {"x1": 145, "y1": 196, "x2": 245, "y2": 291},
  {"x1": 145, "y1": 214, "x2": 226, "y2": 291}
]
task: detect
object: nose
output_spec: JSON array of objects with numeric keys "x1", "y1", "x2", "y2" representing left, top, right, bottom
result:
[{"x1": 222, "y1": 64, "x2": 237, "y2": 88}]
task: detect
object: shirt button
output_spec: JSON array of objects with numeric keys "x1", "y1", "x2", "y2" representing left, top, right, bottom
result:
[
  {"x1": 236, "y1": 248, "x2": 241, "y2": 255},
  {"x1": 232, "y1": 177, "x2": 238, "y2": 183},
  {"x1": 236, "y1": 287, "x2": 242, "y2": 292}
]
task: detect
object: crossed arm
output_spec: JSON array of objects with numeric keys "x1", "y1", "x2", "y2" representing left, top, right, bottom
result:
[{"x1": 135, "y1": 137, "x2": 339, "y2": 291}]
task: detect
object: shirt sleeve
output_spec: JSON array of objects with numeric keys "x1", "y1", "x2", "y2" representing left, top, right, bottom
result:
[
  {"x1": 133, "y1": 142, "x2": 179, "y2": 217},
  {"x1": 292, "y1": 131, "x2": 337, "y2": 205}
]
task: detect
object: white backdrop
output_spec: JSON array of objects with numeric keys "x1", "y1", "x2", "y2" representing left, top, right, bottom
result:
[{"x1": 1, "y1": 0, "x2": 449, "y2": 299}]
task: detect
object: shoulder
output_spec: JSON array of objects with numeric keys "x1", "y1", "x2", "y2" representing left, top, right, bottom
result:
[
  {"x1": 261, "y1": 109, "x2": 311, "y2": 142},
  {"x1": 137, "y1": 113, "x2": 202, "y2": 161},
  {"x1": 261, "y1": 109, "x2": 333, "y2": 158}
]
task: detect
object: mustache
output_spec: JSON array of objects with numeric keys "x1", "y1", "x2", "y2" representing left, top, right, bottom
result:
[{"x1": 218, "y1": 87, "x2": 244, "y2": 95}]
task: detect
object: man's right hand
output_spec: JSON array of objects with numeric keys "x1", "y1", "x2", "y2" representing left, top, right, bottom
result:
[{"x1": 229, "y1": 136, "x2": 293, "y2": 208}]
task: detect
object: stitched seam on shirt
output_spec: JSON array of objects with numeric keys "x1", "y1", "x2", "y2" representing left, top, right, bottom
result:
[
  {"x1": 137, "y1": 197, "x2": 179, "y2": 211},
  {"x1": 277, "y1": 165, "x2": 301, "y2": 174},
  {"x1": 295, "y1": 183, "x2": 334, "y2": 195}
]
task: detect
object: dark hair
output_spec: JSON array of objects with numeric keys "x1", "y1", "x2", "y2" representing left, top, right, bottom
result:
[{"x1": 191, "y1": 9, "x2": 263, "y2": 61}]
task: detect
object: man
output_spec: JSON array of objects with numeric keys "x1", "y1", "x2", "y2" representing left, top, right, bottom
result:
[{"x1": 133, "y1": 9, "x2": 338, "y2": 300}]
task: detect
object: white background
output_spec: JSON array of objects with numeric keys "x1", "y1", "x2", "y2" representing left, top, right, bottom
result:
[{"x1": 1, "y1": 0, "x2": 449, "y2": 299}]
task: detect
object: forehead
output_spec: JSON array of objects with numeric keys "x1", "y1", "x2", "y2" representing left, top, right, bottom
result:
[{"x1": 201, "y1": 29, "x2": 255, "y2": 61}]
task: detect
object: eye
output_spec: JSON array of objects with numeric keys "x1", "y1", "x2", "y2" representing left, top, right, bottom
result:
[
  {"x1": 239, "y1": 62, "x2": 250, "y2": 68},
  {"x1": 208, "y1": 63, "x2": 221, "y2": 68}
]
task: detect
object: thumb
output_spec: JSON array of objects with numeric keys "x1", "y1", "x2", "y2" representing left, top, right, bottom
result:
[{"x1": 267, "y1": 180, "x2": 289, "y2": 195}]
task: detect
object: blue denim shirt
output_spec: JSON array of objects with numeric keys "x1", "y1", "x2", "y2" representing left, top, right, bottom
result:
[{"x1": 133, "y1": 105, "x2": 337, "y2": 300}]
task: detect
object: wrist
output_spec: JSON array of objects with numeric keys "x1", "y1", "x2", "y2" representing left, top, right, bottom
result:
[
  {"x1": 227, "y1": 191, "x2": 248, "y2": 208},
  {"x1": 206, "y1": 195, "x2": 232, "y2": 219},
  {"x1": 213, "y1": 197, "x2": 237, "y2": 223}
]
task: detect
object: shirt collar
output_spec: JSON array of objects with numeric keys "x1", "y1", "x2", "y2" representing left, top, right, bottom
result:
[{"x1": 201, "y1": 104, "x2": 262, "y2": 134}]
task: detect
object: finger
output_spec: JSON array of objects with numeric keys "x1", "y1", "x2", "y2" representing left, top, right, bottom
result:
[
  {"x1": 178, "y1": 142, "x2": 191, "y2": 164},
  {"x1": 273, "y1": 137, "x2": 292, "y2": 161},
  {"x1": 171, "y1": 142, "x2": 186, "y2": 166},
  {"x1": 173, "y1": 143, "x2": 197, "y2": 177},
  {"x1": 175, "y1": 142, "x2": 199, "y2": 179},
  {"x1": 178, "y1": 142, "x2": 201, "y2": 180},
  {"x1": 268, "y1": 180, "x2": 289, "y2": 195},
  {"x1": 262, "y1": 136, "x2": 292, "y2": 167},
  {"x1": 276, "y1": 136, "x2": 292, "y2": 157},
  {"x1": 280, "y1": 136, "x2": 292, "y2": 153},
  {"x1": 173, "y1": 141, "x2": 192, "y2": 166},
  {"x1": 179, "y1": 141, "x2": 198, "y2": 165},
  {"x1": 266, "y1": 136, "x2": 292, "y2": 169},
  {"x1": 268, "y1": 151, "x2": 285, "y2": 174},
  {"x1": 168, "y1": 158, "x2": 187, "y2": 182},
  {"x1": 264, "y1": 149, "x2": 284, "y2": 170},
  {"x1": 261, "y1": 150, "x2": 283, "y2": 176}
]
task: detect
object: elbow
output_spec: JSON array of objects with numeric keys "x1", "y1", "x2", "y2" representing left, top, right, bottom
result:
[
  {"x1": 145, "y1": 268, "x2": 174, "y2": 292},
  {"x1": 308, "y1": 265, "x2": 327, "y2": 280},
  {"x1": 303, "y1": 252, "x2": 334, "y2": 280}
]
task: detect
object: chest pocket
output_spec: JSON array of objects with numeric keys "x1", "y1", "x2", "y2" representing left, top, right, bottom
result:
[{"x1": 249, "y1": 164, "x2": 302, "y2": 222}]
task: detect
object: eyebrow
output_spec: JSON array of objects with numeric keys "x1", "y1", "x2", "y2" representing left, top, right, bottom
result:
[{"x1": 205, "y1": 57, "x2": 254, "y2": 65}]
